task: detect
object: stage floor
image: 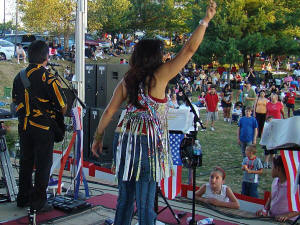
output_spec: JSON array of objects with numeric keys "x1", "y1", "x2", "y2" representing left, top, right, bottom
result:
[{"x1": 0, "y1": 169, "x2": 292, "y2": 225}]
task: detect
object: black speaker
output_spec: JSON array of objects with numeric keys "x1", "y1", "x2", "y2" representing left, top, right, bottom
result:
[
  {"x1": 85, "y1": 64, "x2": 97, "y2": 107},
  {"x1": 88, "y1": 107, "x2": 124, "y2": 167},
  {"x1": 96, "y1": 64, "x2": 129, "y2": 108}
]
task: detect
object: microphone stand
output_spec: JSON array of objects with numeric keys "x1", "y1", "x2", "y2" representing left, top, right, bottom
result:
[
  {"x1": 49, "y1": 65, "x2": 86, "y2": 109},
  {"x1": 177, "y1": 79, "x2": 205, "y2": 225}
]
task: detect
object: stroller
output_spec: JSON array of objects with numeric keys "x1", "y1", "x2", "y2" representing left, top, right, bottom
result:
[{"x1": 231, "y1": 101, "x2": 243, "y2": 124}]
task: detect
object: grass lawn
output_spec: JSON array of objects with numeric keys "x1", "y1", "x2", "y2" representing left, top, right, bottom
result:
[{"x1": 0, "y1": 57, "x2": 299, "y2": 198}]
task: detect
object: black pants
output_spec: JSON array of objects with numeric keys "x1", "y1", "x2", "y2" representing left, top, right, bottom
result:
[
  {"x1": 17, "y1": 124, "x2": 54, "y2": 210},
  {"x1": 255, "y1": 113, "x2": 266, "y2": 138}
]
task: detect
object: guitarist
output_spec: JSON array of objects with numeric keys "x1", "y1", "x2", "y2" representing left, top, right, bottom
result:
[{"x1": 12, "y1": 40, "x2": 67, "y2": 212}]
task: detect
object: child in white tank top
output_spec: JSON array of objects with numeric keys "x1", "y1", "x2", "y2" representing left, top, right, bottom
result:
[{"x1": 195, "y1": 167, "x2": 240, "y2": 209}]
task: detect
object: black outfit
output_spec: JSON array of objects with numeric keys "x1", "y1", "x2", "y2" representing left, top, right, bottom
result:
[
  {"x1": 12, "y1": 64, "x2": 66, "y2": 211},
  {"x1": 221, "y1": 89, "x2": 232, "y2": 108},
  {"x1": 255, "y1": 113, "x2": 266, "y2": 138}
]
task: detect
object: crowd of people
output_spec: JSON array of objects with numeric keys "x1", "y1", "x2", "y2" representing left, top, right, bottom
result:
[{"x1": 162, "y1": 59, "x2": 300, "y2": 222}]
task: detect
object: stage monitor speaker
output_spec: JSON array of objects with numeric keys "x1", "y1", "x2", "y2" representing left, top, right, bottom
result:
[
  {"x1": 96, "y1": 64, "x2": 129, "y2": 108},
  {"x1": 85, "y1": 64, "x2": 97, "y2": 107},
  {"x1": 88, "y1": 107, "x2": 124, "y2": 168}
]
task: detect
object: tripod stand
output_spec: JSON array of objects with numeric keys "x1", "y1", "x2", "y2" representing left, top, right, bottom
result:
[
  {"x1": 0, "y1": 126, "x2": 18, "y2": 202},
  {"x1": 155, "y1": 185, "x2": 180, "y2": 224}
]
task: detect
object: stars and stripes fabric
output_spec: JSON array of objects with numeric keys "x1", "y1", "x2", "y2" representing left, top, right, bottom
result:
[
  {"x1": 281, "y1": 150, "x2": 300, "y2": 212},
  {"x1": 160, "y1": 132, "x2": 184, "y2": 200}
]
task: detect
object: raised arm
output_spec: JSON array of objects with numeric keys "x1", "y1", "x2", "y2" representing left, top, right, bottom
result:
[{"x1": 154, "y1": 0, "x2": 217, "y2": 84}]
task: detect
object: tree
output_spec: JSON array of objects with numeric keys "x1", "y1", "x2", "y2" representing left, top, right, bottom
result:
[
  {"x1": 19, "y1": 0, "x2": 76, "y2": 49},
  {"x1": 187, "y1": 0, "x2": 300, "y2": 72},
  {"x1": 88, "y1": 0, "x2": 132, "y2": 34},
  {"x1": 0, "y1": 21, "x2": 17, "y2": 35}
]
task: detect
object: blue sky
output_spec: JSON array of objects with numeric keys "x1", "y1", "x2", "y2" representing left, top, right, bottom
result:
[{"x1": 0, "y1": 0, "x2": 16, "y2": 24}]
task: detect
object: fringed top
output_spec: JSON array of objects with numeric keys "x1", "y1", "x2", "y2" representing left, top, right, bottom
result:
[{"x1": 115, "y1": 84, "x2": 173, "y2": 182}]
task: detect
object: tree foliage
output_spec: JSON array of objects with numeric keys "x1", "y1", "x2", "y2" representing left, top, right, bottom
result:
[
  {"x1": 88, "y1": 0, "x2": 132, "y2": 34},
  {"x1": 188, "y1": 0, "x2": 300, "y2": 71},
  {"x1": 19, "y1": 0, "x2": 76, "y2": 48}
]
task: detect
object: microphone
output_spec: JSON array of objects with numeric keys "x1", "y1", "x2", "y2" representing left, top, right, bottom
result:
[{"x1": 47, "y1": 62, "x2": 61, "y2": 67}]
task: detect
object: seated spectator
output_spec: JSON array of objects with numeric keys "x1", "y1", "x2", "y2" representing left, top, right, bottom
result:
[
  {"x1": 64, "y1": 66, "x2": 73, "y2": 81},
  {"x1": 195, "y1": 167, "x2": 240, "y2": 209},
  {"x1": 293, "y1": 67, "x2": 300, "y2": 77},
  {"x1": 85, "y1": 45, "x2": 95, "y2": 59},
  {"x1": 176, "y1": 91, "x2": 185, "y2": 106},
  {"x1": 168, "y1": 93, "x2": 179, "y2": 109},
  {"x1": 231, "y1": 103, "x2": 242, "y2": 124},
  {"x1": 95, "y1": 47, "x2": 106, "y2": 59},
  {"x1": 56, "y1": 44, "x2": 64, "y2": 60},
  {"x1": 194, "y1": 76, "x2": 201, "y2": 92},
  {"x1": 256, "y1": 156, "x2": 300, "y2": 222},
  {"x1": 194, "y1": 91, "x2": 206, "y2": 107},
  {"x1": 219, "y1": 79, "x2": 227, "y2": 89},
  {"x1": 16, "y1": 44, "x2": 27, "y2": 64}
]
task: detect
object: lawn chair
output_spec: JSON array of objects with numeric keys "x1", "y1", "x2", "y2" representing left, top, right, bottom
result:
[{"x1": 2, "y1": 87, "x2": 12, "y2": 99}]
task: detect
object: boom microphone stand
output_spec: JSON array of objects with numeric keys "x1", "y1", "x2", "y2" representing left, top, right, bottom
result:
[
  {"x1": 49, "y1": 64, "x2": 86, "y2": 109},
  {"x1": 177, "y1": 79, "x2": 204, "y2": 225}
]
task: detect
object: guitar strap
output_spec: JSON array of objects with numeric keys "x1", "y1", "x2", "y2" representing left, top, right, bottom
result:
[
  {"x1": 20, "y1": 69, "x2": 30, "y2": 89},
  {"x1": 19, "y1": 68, "x2": 54, "y2": 120}
]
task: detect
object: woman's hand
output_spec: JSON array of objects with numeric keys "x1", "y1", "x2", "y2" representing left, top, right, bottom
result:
[
  {"x1": 205, "y1": 0, "x2": 217, "y2": 22},
  {"x1": 91, "y1": 139, "x2": 103, "y2": 158}
]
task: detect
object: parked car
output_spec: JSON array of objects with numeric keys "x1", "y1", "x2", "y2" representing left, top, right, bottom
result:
[
  {"x1": 155, "y1": 35, "x2": 172, "y2": 46},
  {"x1": 2, "y1": 34, "x2": 45, "y2": 51},
  {"x1": 0, "y1": 39, "x2": 15, "y2": 60}
]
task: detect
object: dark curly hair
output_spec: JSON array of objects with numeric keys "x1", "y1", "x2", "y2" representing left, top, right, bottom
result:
[
  {"x1": 124, "y1": 39, "x2": 164, "y2": 108},
  {"x1": 273, "y1": 155, "x2": 286, "y2": 175}
]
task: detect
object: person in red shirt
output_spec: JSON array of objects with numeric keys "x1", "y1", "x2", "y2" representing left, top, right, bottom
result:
[
  {"x1": 266, "y1": 93, "x2": 284, "y2": 119},
  {"x1": 204, "y1": 85, "x2": 219, "y2": 131},
  {"x1": 285, "y1": 88, "x2": 296, "y2": 117}
]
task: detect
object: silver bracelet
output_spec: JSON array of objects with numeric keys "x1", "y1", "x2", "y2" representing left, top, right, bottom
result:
[{"x1": 199, "y1": 19, "x2": 209, "y2": 27}]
